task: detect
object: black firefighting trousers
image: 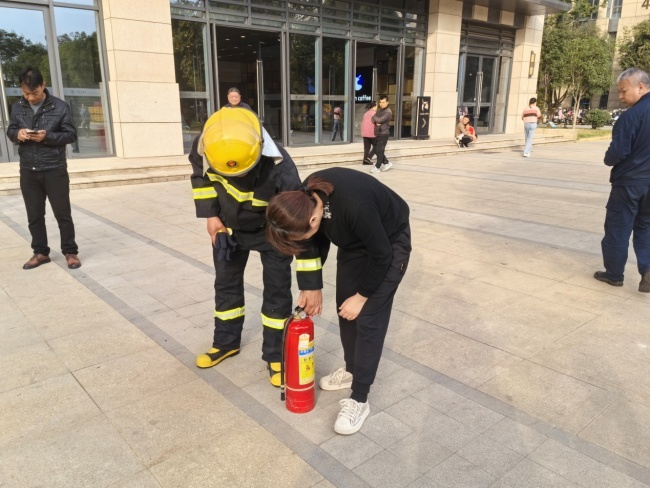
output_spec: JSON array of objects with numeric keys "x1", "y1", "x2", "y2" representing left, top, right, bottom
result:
[
  {"x1": 212, "y1": 233, "x2": 293, "y2": 363},
  {"x1": 336, "y1": 225, "x2": 411, "y2": 397}
]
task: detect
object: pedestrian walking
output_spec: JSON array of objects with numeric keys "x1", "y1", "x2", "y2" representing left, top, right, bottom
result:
[
  {"x1": 361, "y1": 101, "x2": 376, "y2": 164},
  {"x1": 265, "y1": 167, "x2": 411, "y2": 434},
  {"x1": 331, "y1": 104, "x2": 344, "y2": 141},
  {"x1": 521, "y1": 97, "x2": 541, "y2": 157},
  {"x1": 371, "y1": 95, "x2": 393, "y2": 173},
  {"x1": 189, "y1": 107, "x2": 322, "y2": 385},
  {"x1": 594, "y1": 68, "x2": 650, "y2": 293},
  {"x1": 6, "y1": 66, "x2": 81, "y2": 270}
]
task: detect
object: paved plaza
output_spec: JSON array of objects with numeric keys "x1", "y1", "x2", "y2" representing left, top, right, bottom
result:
[{"x1": 1, "y1": 140, "x2": 649, "y2": 488}]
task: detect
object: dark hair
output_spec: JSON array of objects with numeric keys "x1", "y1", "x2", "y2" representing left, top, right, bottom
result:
[
  {"x1": 266, "y1": 177, "x2": 334, "y2": 255},
  {"x1": 228, "y1": 87, "x2": 241, "y2": 95},
  {"x1": 365, "y1": 101, "x2": 375, "y2": 110},
  {"x1": 19, "y1": 67, "x2": 44, "y2": 90},
  {"x1": 529, "y1": 97, "x2": 537, "y2": 104},
  {"x1": 378, "y1": 95, "x2": 388, "y2": 102}
]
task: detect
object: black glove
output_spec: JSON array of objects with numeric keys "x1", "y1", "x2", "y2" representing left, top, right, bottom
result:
[{"x1": 215, "y1": 231, "x2": 237, "y2": 262}]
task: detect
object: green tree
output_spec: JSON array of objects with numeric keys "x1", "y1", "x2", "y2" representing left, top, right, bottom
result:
[
  {"x1": 564, "y1": 24, "x2": 614, "y2": 127},
  {"x1": 0, "y1": 29, "x2": 50, "y2": 87},
  {"x1": 57, "y1": 32, "x2": 101, "y2": 88},
  {"x1": 618, "y1": 19, "x2": 650, "y2": 73},
  {"x1": 538, "y1": 0, "x2": 614, "y2": 125}
]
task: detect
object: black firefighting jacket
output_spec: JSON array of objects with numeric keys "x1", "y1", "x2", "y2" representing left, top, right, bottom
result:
[{"x1": 189, "y1": 135, "x2": 323, "y2": 290}]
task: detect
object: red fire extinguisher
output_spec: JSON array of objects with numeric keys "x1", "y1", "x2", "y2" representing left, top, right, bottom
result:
[{"x1": 280, "y1": 307, "x2": 315, "y2": 413}]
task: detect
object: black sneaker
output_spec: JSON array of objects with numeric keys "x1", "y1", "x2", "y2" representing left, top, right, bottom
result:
[
  {"x1": 639, "y1": 270, "x2": 650, "y2": 293},
  {"x1": 593, "y1": 271, "x2": 623, "y2": 287},
  {"x1": 196, "y1": 348, "x2": 240, "y2": 368}
]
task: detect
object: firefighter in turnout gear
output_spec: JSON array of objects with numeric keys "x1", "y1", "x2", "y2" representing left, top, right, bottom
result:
[{"x1": 190, "y1": 107, "x2": 322, "y2": 386}]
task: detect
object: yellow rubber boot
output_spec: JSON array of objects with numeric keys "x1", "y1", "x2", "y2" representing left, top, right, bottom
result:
[
  {"x1": 196, "y1": 348, "x2": 240, "y2": 368},
  {"x1": 268, "y1": 362, "x2": 282, "y2": 387}
]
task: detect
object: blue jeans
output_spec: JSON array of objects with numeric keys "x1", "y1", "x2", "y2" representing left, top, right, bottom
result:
[
  {"x1": 524, "y1": 122, "x2": 537, "y2": 155},
  {"x1": 601, "y1": 185, "x2": 650, "y2": 281}
]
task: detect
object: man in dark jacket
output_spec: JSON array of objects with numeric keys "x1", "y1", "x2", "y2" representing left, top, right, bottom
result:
[
  {"x1": 7, "y1": 67, "x2": 80, "y2": 270},
  {"x1": 594, "y1": 68, "x2": 650, "y2": 293},
  {"x1": 190, "y1": 107, "x2": 321, "y2": 385},
  {"x1": 370, "y1": 95, "x2": 393, "y2": 173}
]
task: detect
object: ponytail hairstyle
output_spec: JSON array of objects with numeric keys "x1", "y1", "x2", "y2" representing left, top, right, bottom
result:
[{"x1": 266, "y1": 176, "x2": 334, "y2": 255}]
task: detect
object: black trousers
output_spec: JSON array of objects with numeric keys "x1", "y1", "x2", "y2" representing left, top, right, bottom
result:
[
  {"x1": 19, "y1": 167, "x2": 78, "y2": 256},
  {"x1": 374, "y1": 135, "x2": 389, "y2": 168},
  {"x1": 336, "y1": 226, "x2": 411, "y2": 396},
  {"x1": 363, "y1": 137, "x2": 376, "y2": 161},
  {"x1": 212, "y1": 237, "x2": 293, "y2": 363}
]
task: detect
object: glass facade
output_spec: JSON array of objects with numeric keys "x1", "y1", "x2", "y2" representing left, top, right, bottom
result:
[
  {"x1": 0, "y1": 0, "x2": 111, "y2": 163},
  {"x1": 457, "y1": 22, "x2": 514, "y2": 135},
  {"x1": 170, "y1": 0, "x2": 427, "y2": 150}
]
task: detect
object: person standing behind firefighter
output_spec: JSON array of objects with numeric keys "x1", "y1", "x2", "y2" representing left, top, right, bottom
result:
[
  {"x1": 370, "y1": 95, "x2": 393, "y2": 173},
  {"x1": 265, "y1": 167, "x2": 411, "y2": 435},
  {"x1": 189, "y1": 107, "x2": 321, "y2": 386}
]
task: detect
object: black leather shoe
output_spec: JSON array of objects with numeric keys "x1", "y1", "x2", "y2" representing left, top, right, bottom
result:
[
  {"x1": 593, "y1": 271, "x2": 623, "y2": 287},
  {"x1": 639, "y1": 270, "x2": 650, "y2": 293},
  {"x1": 23, "y1": 254, "x2": 51, "y2": 270}
]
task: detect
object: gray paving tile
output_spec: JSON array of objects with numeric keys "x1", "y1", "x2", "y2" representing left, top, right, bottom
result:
[
  {"x1": 73, "y1": 346, "x2": 196, "y2": 412},
  {"x1": 319, "y1": 432, "x2": 383, "y2": 470},
  {"x1": 361, "y1": 411, "x2": 413, "y2": 448},
  {"x1": 387, "y1": 432, "x2": 453, "y2": 475},
  {"x1": 354, "y1": 450, "x2": 422, "y2": 488},
  {"x1": 478, "y1": 360, "x2": 618, "y2": 433},
  {"x1": 447, "y1": 400, "x2": 504, "y2": 433},
  {"x1": 106, "y1": 379, "x2": 240, "y2": 466},
  {"x1": 0, "y1": 416, "x2": 143, "y2": 488},
  {"x1": 499, "y1": 458, "x2": 580, "y2": 488},
  {"x1": 412, "y1": 383, "x2": 467, "y2": 413},
  {"x1": 483, "y1": 417, "x2": 548, "y2": 455},
  {"x1": 425, "y1": 454, "x2": 495, "y2": 488},
  {"x1": 149, "y1": 427, "x2": 323, "y2": 488},
  {"x1": 0, "y1": 373, "x2": 99, "y2": 448},
  {"x1": 456, "y1": 435, "x2": 523, "y2": 478},
  {"x1": 106, "y1": 470, "x2": 162, "y2": 488},
  {"x1": 578, "y1": 402, "x2": 650, "y2": 469},
  {"x1": 529, "y1": 439, "x2": 649, "y2": 488},
  {"x1": 0, "y1": 341, "x2": 68, "y2": 393}
]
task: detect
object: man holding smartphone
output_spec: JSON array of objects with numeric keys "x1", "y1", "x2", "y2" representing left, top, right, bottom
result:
[{"x1": 6, "y1": 66, "x2": 80, "y2": 270}]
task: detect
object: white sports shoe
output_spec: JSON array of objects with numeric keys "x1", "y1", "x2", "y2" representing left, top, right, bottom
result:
[
  {"x1": 523, "y1": 153, "x2": 530, "y2": 157},
  {"x1": 380, "y1": 161, "x2": 393, "y2": 172},
  {"x1": 319, "y1": 367, "x2": 353, "y2": 391},
  {"x1": 334, "y1": 398, "x2": 370, "y2": 435},
  {"x1": 370, "y1": 166, "x2": 380, "y2": 173}
]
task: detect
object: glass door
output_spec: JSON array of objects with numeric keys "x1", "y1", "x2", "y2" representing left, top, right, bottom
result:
[
  {"x1": 213, "y1": 26, "x2": 283, "y2": 141},
  {"x1": 460, "y1": 54, "x2": 498, "y2": 135},
  {"x1": 0, "y1": 3, "x2": 58, "y2": 163}
]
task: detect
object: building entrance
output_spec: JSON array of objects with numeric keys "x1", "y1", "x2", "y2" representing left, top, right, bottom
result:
[
  {"x1": 214, "y1": 26, "x2": 283, "y2": 142},
  {"x1": 459, "y1": 54, "x2": 498, "y2": 135}
]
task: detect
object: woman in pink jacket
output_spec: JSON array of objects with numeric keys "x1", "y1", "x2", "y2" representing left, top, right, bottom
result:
[{"x1": 360, "y1": 102, "x2": 377, "y2": 165}]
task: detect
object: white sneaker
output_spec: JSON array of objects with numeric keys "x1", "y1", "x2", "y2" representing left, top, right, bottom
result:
[
  {"x1": 370, "y1": 166, "x2": 380, "y2": 174},
  {"x1": 456, "y1": 138, "x2": 462, "y2": 148},
  {"x1": 319, "y1": 367, "x2": 353, "y2": 391},
  {"x1": 523, "y1": 153, "x2": 530, "y2": 157},
  {"x1": 334, "y1": 398, "x2": 370, "y2": 435},
  {"x1": 380, "y1": 161, "x2": 393, "y2": 172}
]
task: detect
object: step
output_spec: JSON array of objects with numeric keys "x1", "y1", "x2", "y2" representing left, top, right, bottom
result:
[{"x1": 0, "y1": 134, "x2": 576, "y2": 195}]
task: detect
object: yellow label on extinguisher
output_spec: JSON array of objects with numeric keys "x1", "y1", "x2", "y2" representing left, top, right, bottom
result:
[{"x1": 298, "y1": 336, "x2": 315, "y2": 386}]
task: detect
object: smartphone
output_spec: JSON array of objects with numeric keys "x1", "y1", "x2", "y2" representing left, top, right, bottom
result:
[{"x1": 26, "y1": 129, "x2": 39, "y2": 134}]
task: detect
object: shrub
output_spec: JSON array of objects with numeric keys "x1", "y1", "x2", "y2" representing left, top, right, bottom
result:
[{"x1": 584, "y1": 109, "x2": 612, "y2": 128}]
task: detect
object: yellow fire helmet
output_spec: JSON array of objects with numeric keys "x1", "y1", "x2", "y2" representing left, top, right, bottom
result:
[{"x1": 200, "y1": 107, "x2": 263, "y2": 176}]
